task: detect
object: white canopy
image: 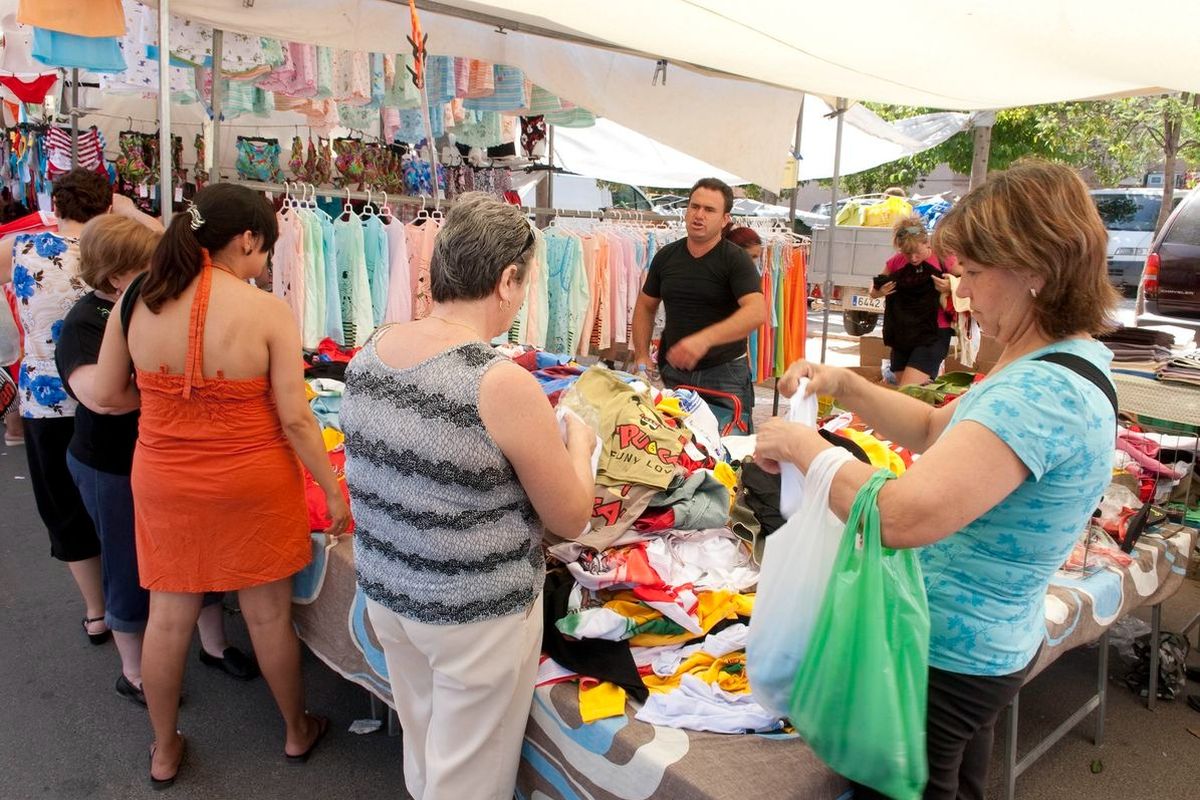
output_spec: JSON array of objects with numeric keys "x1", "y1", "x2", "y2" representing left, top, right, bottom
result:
[
  {"x1": 404, "y1": 0, "x2": 1200, "y2": 107},
  {"x1": 550, "y1": 103, "x2": 969, "y2": 188}
]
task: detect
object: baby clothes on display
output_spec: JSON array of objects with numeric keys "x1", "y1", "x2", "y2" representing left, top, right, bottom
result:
[
  {"x1": 333, "y1": 50, "x2": 372, "y2": 106},
  {"x1": 18, "y1": 0, "x2": 125, "y2": 38},
  {"x1": 234, "y1": 136, "x2": 283, "y2": 182},
  {"x1": 463, "y1": 65, "x2": 527, "y2": 112},
  {"x1": 31, "y1": 28, "x2": 125, "y2": 72},
  {"x1": 0, "y1": 74, "x2": 57, "y2": 104},
  {"x1": 256, "y1": 42, "x2": 318, "y2": 98},
  {"x1": 46, "y1": 127, "x2": 106, "y2": 178}
]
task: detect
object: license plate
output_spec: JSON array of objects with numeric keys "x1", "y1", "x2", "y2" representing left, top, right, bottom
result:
[{"x1": 848, "y1": 294, "x2": 884, "y2": 312}]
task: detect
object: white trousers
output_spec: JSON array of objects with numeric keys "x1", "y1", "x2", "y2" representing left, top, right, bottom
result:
[{"x1": 366, "y1": 595, "x2": 543, "y2": 800}]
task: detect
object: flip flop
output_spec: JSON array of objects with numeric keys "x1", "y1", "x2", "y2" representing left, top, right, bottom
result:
[
  {"x1": 285, "y1": 714, "x2": 330, "y2": 764},
  {"x1": 149, "y1": 732, "x2": 186, "y2": 790}
]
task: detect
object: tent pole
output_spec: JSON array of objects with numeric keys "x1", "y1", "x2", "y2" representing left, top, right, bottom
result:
[
  {"x1": 157, "y1": 0, "x2": 173, "y2": 225},
  {"x1": 775, "y1": 95, "x2": 806, "y2": 415},
  {"x1": 820, "y1": 98, "x2": 846, "y2": 364},
  {"x1": 210, "y1": 29, "x2": 224, "y2": 184},
  {"x1": 69, "y1": 68, "x2": 79, "y2": 169}
]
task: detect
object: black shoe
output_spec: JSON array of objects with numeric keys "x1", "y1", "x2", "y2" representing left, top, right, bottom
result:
[
  {"x1": 198, "y1": 646, "x2": 260, "y2": 681},
  {"x1": 1188, "y1": 694, "x2": 1200, "y2": 713},
  {"x1": 116, "y1": 674, "x2": 147, "y2": 707},
  {"x1": 1186, "y1": 666, "x2": 1200, "y2": 682},
  {"x1": 82, "y1": 616, "x2": 111, "y2": 646}
]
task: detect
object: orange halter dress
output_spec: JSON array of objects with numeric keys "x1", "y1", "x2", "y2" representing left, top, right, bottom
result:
[{"x1": 131, "y1": 263, "x2": 311, "y2": 592}]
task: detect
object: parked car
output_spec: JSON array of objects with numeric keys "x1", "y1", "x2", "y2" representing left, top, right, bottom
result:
[
  {"x1": 1135, "y1": 188, "x2": 1200, "y2": 334},
  {"x1": 1091, "y1": 188, "x2": 1188, "y2": 293},
  {"x1": 516, "y1": 173, "x2": 654, "y2": 213}
]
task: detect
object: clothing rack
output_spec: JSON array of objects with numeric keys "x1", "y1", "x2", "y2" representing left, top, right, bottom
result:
[{"x1": 233, "y1": 179, "x2": 681, "y2": 222}]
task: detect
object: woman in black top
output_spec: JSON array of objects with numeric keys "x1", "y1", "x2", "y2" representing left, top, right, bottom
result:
[
  {"x1": 870, "y1": 215, "x2": 959, "y2": 386},
  {"x1": 56, "y1": 216, "x2": 255, "y2": 706}
]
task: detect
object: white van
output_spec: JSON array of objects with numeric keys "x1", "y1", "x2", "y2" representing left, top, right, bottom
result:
[
  {"x1": 1091, "y1": 188, "x2": 1189, "y2": 292},
  {"x1": 516, "y1": 172, "x2": 654, "y2": 213}
]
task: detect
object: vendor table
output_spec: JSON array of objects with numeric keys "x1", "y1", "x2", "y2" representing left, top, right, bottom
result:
[{"x1": 291, "y1": 525, "x2": 1195, "y2": 800}]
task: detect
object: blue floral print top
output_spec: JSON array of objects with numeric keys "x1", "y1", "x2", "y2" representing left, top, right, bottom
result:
[
  {"x1": 919, "y1": 339, "x2": 1115, "y2": 676},
  {"x1": 11, "y1": 232, "x2": 86, "y2": 418}
]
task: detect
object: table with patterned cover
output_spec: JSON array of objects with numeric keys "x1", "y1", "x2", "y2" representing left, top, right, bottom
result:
[{"x1": 290, "y1": 524, "x2": 1195, "y2": 800}]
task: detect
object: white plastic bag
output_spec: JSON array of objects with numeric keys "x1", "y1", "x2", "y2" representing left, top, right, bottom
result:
[
  {"x1": 747, "y1": 444, "x2": 855, "y2": 718},
  {"x1": 778, "y1": 378, "x2": 818, "y2": 518}
]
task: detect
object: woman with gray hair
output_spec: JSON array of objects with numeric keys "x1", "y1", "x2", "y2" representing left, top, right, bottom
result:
[{"x1": 341, "y1": 192, "x2": 596, "y2": 800}]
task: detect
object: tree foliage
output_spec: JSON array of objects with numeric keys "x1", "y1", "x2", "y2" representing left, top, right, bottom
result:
[{"x1": 830, "y1": 96, "x2": 1200, "y2": 203}]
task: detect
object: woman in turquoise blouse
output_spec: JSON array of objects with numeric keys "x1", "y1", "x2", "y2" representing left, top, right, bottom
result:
[{"x1": 755, "y1": 160, "x2": 1119, "y2": 800}]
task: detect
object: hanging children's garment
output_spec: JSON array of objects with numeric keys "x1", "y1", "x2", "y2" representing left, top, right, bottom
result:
[
  {"x1": 299, "y1": 210, "x2": 328, "y2": 350},
  {"x1": 46, "y1": 126, "x2": 106, "y2": 178},
  {"x1": 362, "y1": 214, "x2": 391, "y2": 326},
  {"x1": 334, "y1": 211, "x2": 374, "y2": 346},
  {"x1": 316, "y1": 208, "x2": 344, "y2": 345},
  {"x1": 273, "y1": 209, "x2": 307, "y2": 331},
  {"x1": 18, "y1": 0, "x2": 125, "y2": 38},
  {"x1": 31, "y1": 27, "x2": 125, "y2": 73},
  {"x1": 0, "y1": 74, "x2": 58, "y2": 104},
  {"x1": 405, "y1": 217, "x2": 439, "y2": 321},
  {"x1": 235, "y1": 136, "x2": 283, "y2": 182},
  {"x1": 381, "y1": 211, "x2": 412, "y2": 324}
]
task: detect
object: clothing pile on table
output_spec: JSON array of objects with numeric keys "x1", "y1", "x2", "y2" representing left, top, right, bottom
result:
[
  {"x1": 526, "y1": 363, "x2": 779, "y2": 733},
  {"x1": 1155, "y1": 349, "x2": 1200, "y2": 387},
  {"x1": 522, "y1": 362, "x2": 917, "y2": 734},
  {"x1": 1099, "y1": 327, "x2": 1175, "y2": 376}
]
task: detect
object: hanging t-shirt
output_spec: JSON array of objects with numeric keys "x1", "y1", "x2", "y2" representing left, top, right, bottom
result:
[
  {"x1": 362, "y1": 215, "x2": 391, "y2": 326},
  {"x1": 54, "y1": 291, "x2": 139, "y2": 475},
  {"x1": 299, "y1": 210, "x2": 327, "y2": 350},
  {"x1": 317, "y1": 209, "x2": 344, "y2": 345},
  {"x1": 643, "y1": 238, "x2": 761, "y2": 370},
  {"x1": 334, "y1": 213, "x2": 374, "y2": 346},
  {"x1": 920, "y1": 339, "x2": 1116, "y2": 676},
  {"x1": 381, "y1": 216, "x2": 412, "y2": 323}
]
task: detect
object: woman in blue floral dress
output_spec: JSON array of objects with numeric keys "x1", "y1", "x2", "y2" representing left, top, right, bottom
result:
[{"x1": 0, "y1": 169, "x2": 158, "y2": 644}]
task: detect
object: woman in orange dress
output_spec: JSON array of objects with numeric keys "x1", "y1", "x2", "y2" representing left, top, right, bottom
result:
[{"x1": 95, "y1": 183, "x2": 350, "y2": 787}]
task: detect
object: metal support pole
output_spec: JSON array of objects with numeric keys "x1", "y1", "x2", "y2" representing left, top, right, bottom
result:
[
  {"x1": 819, "y1": 98, "x2": 847, "y2": 364},
  {"x1": 546, "y1": 125, "x2": 555, "y2": 210},
  {"x1": 157, "y1": 0, "x2": 173, "y2": 225},
  {"x1": 1148, "y1": 602, "x2": 1162, "y2": 710},
  {"x1": 1095, "y1": 630, "x2": 1108, "y2": 744},
  {"x1": 210, "y1": 29, "x2": 224, "y2": 185},
  {"x1": 1003, "y1": 691, "x2": 1019, "y2": 800},
  {"x1": 69, "y1": 68, "x2": 79, "y2": 169}
]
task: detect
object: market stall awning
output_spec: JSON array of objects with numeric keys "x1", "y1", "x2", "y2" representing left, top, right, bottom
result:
[
  {"x1": 401, "y1": 0, "x2": 1200, "y2": 108},
  {"x1": 548, "y1": 103, "x2": 969, "y2": 188}
]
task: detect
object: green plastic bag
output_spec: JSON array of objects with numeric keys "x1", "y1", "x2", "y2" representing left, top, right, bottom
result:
[{"x1": 788, "y1": 470, "x2": 930, "y2": 800}]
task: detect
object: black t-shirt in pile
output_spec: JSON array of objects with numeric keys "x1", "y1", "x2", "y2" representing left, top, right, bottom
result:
[
  {"x1": 642, "y1": 238, "x2": 762, "y2": 370},
  {"x1": 55, "y1": 291, "x2": 140, "y2": 475}
]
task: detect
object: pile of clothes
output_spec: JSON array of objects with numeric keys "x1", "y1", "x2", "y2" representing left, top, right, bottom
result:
[
  {"x1": 1098, "y1": 327, "x2": 1175, "y2": 376},
  {"x1": 1156, "y1": 349, "x2": 1200, "y2": 387}
]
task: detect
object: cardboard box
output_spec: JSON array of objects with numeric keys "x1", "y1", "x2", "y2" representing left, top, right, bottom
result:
[{"x1": 859, "y1": 334, "x2": 886, "y2": 367}]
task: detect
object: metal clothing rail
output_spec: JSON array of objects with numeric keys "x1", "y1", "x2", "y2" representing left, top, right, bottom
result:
[{"x1": 232, "y1": 179, "x2": 683, "y2": 222}]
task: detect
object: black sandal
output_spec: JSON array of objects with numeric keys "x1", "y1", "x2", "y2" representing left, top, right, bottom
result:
[
  {"x1": 82, "y1": 616, "x2": 110, "y2": 646},
  {"x1": 149, "y1": 733, "x2": 186, "y2": 790},
  {"x1": 285, "y1": 714, "x2": 330, "y2": 764}
]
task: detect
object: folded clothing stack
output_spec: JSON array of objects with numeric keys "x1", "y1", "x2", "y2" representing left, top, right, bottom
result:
[
  {"x1": 1099, "y1": 327, "x2": 1176, "y2": 374},
  {"x1": 1156, "y1": 349, "x2": 1200, "y2": 387}
]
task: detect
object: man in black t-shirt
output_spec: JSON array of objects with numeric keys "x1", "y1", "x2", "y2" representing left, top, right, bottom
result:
[{"x1": 632, "y1": 178, "x2": 766, "y2": 433}]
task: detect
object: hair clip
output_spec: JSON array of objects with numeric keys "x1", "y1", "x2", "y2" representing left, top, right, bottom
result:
[{"x1": 187, "y1": 202, "x2": 205, "y2": 231}]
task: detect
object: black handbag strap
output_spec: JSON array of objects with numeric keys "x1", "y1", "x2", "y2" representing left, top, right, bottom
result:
[
  {"x1": 119, "y1": 272, "x2": 148, "y2": 334},
  {"x1": 1034, "y1": 352, "x2": 1118, "y2": 420}
]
